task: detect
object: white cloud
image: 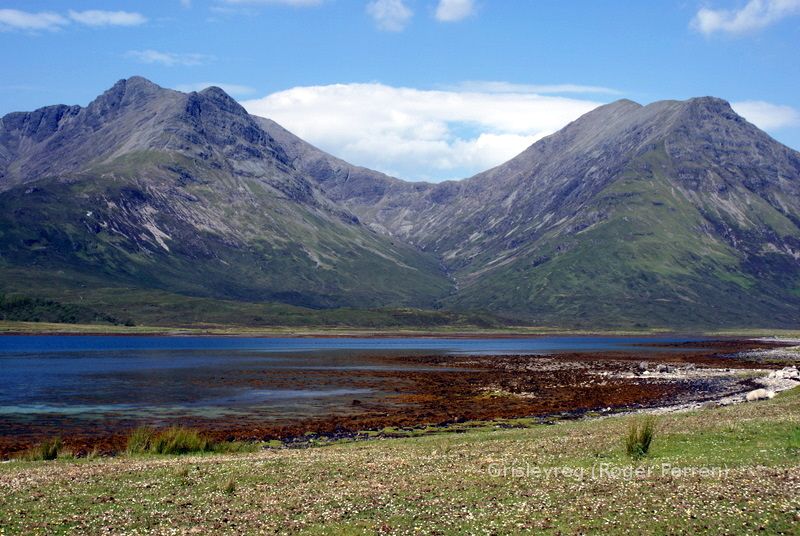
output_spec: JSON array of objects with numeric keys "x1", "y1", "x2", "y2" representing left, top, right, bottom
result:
[
  {"x1": 435, "y1": 0, "x2": 475, "y2": 22},
  {"x1": 367, "y1": 0, "x2": 413, "y2": 31},
  {"x1": 242, "y1": 83, "x2": 602, "y2": 181},
  {"x1": 180, "y1": 0, "x2": 192, "y2": 7},
  {"x1": 68, "y1": 10, "x2": 147, "y2": 27},
  {"x1": 0, "y1": 8, "x2": 146, "y2": 31},
  {"x1": 732, "y1": 100, "x2": 800, "y2": 130},
  {"x1": 691, "y1": 0, "x2": 800, "y2": 35},
  {"x1": 127, "y1": 50, "x2": 213, "y2": 67},
  {"x1": 222, "y1": 0, "x2": 324, "y2": 5},
  {"x1": 174, "y1": 82, "x2": 257, "y2": 96},
  {"x1": 0, "y1": 9, "x2": 68, "y2": 31},
  {"x1": 452, "y1": 81, "x2": 621, "y2": 95}
]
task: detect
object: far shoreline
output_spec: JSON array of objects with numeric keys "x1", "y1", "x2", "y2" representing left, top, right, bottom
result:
[{"x1": 1, "y1": 320, "x2": 797, "y2": 339}]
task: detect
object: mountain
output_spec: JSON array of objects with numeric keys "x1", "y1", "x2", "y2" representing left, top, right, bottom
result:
[
  {"x1": 1, "y1": 77, "x2": 799, "y2": 328},
  {"x1": 262, "y1": 97, "x2": 800, "y2": 328},
  {"x1": 0, "y1": 77, "x2": 453, "y2": 320}
]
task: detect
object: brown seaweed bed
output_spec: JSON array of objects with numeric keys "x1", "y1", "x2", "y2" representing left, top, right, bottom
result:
[{"x1": 0, "y1": 339, "x2": 792, "y2": 457}]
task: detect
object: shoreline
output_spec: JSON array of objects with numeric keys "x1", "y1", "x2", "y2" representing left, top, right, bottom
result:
[
  {"x1": 0, "y1": 323, "x2": 688, "y2": 338},
  {"x1": 2, "y1": 338, "x2": 797, "y2": 458},
  {"x1": 4, "y1": 375, "x2": 798, "y2": 462},
  {"x1": 286, "y1": 344, "x2": 800, "y2": 448},
  {"x1": 2, "y1": 320, "x2": 799, "y2": 339}
]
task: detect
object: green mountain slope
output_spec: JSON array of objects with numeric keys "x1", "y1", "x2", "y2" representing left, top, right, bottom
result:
[
  {"x1": 445, "y1": 145, "x2": 800, "y2": 327},
  {"x1": 0, "y1": 78, "x2": 453, "y2": 316}
]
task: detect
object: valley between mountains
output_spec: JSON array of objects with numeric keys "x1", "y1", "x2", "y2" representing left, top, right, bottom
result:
[{"x1": 1, "y1": 77, "x2": 799, "y2": 329}]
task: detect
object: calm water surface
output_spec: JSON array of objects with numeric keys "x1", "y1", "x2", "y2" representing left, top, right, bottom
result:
[{"x1": 0, "y1": 335, "x2": 699, "y2": 423}]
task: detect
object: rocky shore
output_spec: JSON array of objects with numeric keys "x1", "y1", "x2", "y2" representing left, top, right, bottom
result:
[
  {"x1": 618, "y1": 342, "x2": 800, "y2": 415},
  {"x1": 1, "y1": 338, "x2": 797, "y2": 457}
]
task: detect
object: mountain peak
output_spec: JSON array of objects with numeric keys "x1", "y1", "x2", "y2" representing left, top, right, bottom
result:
[
  {"x1": 198, "y1": 85, "x2": 247, "y2": 115},
  {"x1": 106, "y1": 76, "x2": 164, "y2": 96},
  {"x1": 608, "y1": 98, "x2": 643, "y2": 108},
  {"x1": 199, "y1": 85, "x2": 228, "y2": 97},
  {"x1": 680, "y1": 96, "x2": 737, "y2": 120},
  {"x1": 685, "y1": 95, "x2": 732, "y2": 108},
  {"x1": 568, "y1": 98, "x2": 643, "y2": 126},
  {"x1": 123, "y1": 75, "x2": 162, "y2": 89},
  {"x1": 90, "y1": 76, "x2": 170, "y2": 114}
]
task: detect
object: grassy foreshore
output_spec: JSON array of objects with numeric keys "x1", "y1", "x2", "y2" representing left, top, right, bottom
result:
[
  {"x1": 2, "y1": 319, "x2": 799, "y2": 339},
  {"x1": 0, "y1": 319, "x2": 671, "y2": 337},
  {"x1": 1, "y1": 387, "x2": 798, "y2": 534}
]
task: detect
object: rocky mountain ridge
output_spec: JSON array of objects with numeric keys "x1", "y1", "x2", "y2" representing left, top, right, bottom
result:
[{"x1": 0, "y1": 77, "x2": 452, "y2": 311}]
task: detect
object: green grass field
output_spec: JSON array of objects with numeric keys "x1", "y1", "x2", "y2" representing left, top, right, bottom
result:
[{"x1": 2, "y1": 387, "x2": 798, "y2": 534}]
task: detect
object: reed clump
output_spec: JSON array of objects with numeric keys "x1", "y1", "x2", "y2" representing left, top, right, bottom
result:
[
  {"x1": 16, "y1": 437, "x2": 62, "y2": 461},
  {"x1": 126, "y1": 427, "x2": 215, "y2": 455},
  {"x1": 625, "y1": 417, "x2": 655, "y2": 459}
]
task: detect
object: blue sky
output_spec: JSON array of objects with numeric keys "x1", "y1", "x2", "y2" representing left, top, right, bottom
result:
[{"x1": 1, "y1": 0, "x2": 798, "y2": 181}]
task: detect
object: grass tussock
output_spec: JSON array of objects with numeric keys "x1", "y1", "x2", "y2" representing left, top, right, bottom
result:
[
  {"x1": 125, "y1": 427, "x2": 155, "y2": 454},
  {"x1": 15, "y1": 437, "x2": 62, "y2": 461},
  {"x1": 625, "y1": 416, "x2": 655, "y2": 459},
  {"x1": 213, "y1": 441, "x2": 260, "y2": 454},
  {"x1": 175, "y1": 466, "x2": 190, "y2": 478},
  {"x1": 125, "y1": 427, "x2": 259, "y2": 456},
  {"x1": 126, "y1": 427, "x2": 215, "y2": 456},
  {"x1": 788, "y1": 426, "x2": 800, "y2": 452}
]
